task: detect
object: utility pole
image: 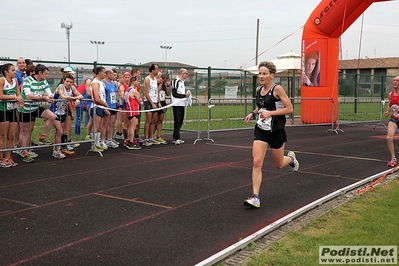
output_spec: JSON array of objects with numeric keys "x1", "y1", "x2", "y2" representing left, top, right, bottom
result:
[
  {"x1": 255, "y1": 19, "x2": 259, "y2": 65},
  {"x1": 61, "y1": 22, "x2": 73, "y2": 65}
]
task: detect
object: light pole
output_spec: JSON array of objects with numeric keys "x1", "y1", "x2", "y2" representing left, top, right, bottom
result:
[
  {"x1": 90, "y1": 41, "x2": 105, "y2": 62},
  {"x1": 160, "y1": 45, "x2": 172, "y2": 68},
  {"x1": 61, "y1": 22, "x2": 73, "y2": 65}
]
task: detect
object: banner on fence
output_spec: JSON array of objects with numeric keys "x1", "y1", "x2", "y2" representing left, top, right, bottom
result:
[{"x1": 225, "y1": 86, "x2": 238, "y2": 98}]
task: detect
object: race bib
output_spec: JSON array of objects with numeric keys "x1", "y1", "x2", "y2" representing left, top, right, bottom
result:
[
  {"x1": 160, "y1": 90, "x2": 166, "y2": 101},
  {"x1": 392, "y1": 104, "x2": 399, "y2": 118},
  {"x1": 6, "y1": 101, "x2": 17, "y2": 110},
  {"x1": 256, "y1": 108, "x2": 272, "y2": 131},
  {"x1": 110, "y1": 92, "x2": 117, "y2": 104},
  {"x1": 6, "y1": 94, "x2": 17, "y2": 110}
]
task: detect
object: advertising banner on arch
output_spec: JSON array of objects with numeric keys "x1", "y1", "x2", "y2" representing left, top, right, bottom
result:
[{"x1": 301, "y1": 39, "x2": 327, "y2": 88}]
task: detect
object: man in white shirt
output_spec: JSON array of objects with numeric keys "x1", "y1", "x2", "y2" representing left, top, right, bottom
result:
[{"x1": 170, "y1": 68, "x2": 190, "y2": 145}]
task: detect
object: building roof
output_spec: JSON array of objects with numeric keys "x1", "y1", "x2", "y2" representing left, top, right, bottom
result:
[{"x1": 339, "y1": 57, "x2": 399, "y2": 70}]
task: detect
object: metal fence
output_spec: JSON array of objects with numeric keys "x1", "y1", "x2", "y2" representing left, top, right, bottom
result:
[
  {"x1": 0, "y1": 94, "x2": 392, "y2": 157},
  {"x1": 0, "y1": 58, "x2": 396, "y2": 153}
]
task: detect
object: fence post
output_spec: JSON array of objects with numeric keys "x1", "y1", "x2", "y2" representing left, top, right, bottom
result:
[
  {"x1": 381, "y1": 74, "x2": 385, "y2": 100},
  {"x1": 354, "y1": 73, "x2": 358, "y2": 113},
  {"x1": 252, "y1": 75, "x2": 257, "y2": 113},
  {"x1": 208, "y1": 66, "x2": 211, "y2": 120}
]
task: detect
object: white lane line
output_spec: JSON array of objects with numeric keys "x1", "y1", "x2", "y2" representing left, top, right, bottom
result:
[{"x1": 210, "y1": 143, "x2": 384, "y2": 162}]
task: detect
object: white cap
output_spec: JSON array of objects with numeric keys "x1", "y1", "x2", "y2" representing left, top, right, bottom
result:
[{"x1": 63, "y1": 66, "x2": 75, "y2": 73}]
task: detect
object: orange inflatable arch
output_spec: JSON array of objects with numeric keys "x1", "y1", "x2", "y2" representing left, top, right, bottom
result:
[{"x1": 301, "y1": 0, "x2": 391, "y2": 124}]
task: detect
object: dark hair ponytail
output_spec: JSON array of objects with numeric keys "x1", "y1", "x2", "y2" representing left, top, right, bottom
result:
[{"x1": 0, "y1": 63, "x2": 13, "y2": 76}]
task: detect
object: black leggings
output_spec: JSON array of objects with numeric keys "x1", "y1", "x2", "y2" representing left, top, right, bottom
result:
[{"x1": 172, "y1": 106, "x2": 185, "y2": 140}]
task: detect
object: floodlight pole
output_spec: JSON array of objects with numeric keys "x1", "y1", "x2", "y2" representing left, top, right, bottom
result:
[
  {"x1": 61, "y1": 22, "x2": 73, "y2": 65},
  {"x1": 160, "y1": 45, "x2": 172, "y2": 69},
  {"x1": 90, "y1": 40, "x2": 105, "y2": 62}
]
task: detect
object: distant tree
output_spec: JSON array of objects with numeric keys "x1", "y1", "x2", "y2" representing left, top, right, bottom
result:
[{"x1": 339, "y1": 77, "x2": 356, "y2": 96}]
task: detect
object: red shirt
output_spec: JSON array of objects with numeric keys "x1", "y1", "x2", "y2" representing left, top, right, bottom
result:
[
  {"x1": 389, "y1": 90, "x2": 399, "y2": 119},
  {"x1": 126, "y1": 88, "x2": 139, "y2": 117}
]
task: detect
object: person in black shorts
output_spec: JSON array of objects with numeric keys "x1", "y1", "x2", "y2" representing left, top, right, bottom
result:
[
  {"x1": 156, "y1": 73, "x2": 170, "y2": 144},
  {"x1": 243, "y1": 61, "x2": 299, "y2": 208}
]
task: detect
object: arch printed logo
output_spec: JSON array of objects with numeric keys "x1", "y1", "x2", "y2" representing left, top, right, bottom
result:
[{"x1": 313, "y1": 0, "x2": 341, "y2": 26}]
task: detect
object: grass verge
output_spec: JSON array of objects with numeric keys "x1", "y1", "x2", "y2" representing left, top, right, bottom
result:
[{"x1": 244, "y1": 177, "x2": 399, "y2": 266}]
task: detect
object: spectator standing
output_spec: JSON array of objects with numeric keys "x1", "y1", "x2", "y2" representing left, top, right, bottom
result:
[
  {"x1": 83, "y1": 69, "x2": 95, "y2": 140},
  {"x1": 18, "y1": 64, "x2": 63, "y2": 162},
  {"x1": 143, "y1": 64, "x2": 161, "y2": 146},
  {"x1": 15, "y1": 57, "x2": 27, "y2": 87},
  {"x1": 49, "y1": 72, "x2": 83, "y2": 155},
  {"x1": 156, "y1": 73, "x2": 170, "y2": 144},
  {"x1": 130, "y1": 68, "x2": 143, "y2": 142},
  {"x1": 103, "y1": 69, "x2": 119, "y2": 148},
  {"x1": 170, "y1": 68, "x2": 191, "y2": 145},
  {"x1": 0, "y1": 63, "x2": 24, "y2": 167},
  {"x1": 124, "y1": 76, "x2": 142, "y2": 150},
  {"x1": 89, "y1": 66, "x2": 109, "y2": 151},
  {"x1": 115, "y1": 72, "x2": 131, "y2": 141}
]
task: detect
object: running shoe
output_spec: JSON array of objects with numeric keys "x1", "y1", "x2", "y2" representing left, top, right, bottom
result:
[
  {"x1": 149, "y1": 138, "x2": 161, "y2": 145},
  {"x1": 66, "y1": 145, "x2": 75, "y2": 151},
  {"x1": 136, "y1": 137, "x2": 144, "y2": 143},
  {"x1": 142, "y1": 139, "x2": 152, "y2": 147},
  {"x1": 99, "y1": 141, "x2": 108, "y2": 150},
  {"x1": 108, "y1": 138, "x2": 119, "y2": 146},
  {"x1": 244, "y1": 195, "x2": 260, "y2": 208},
  {"x1": 123, "y1": 139, "x2": 129, "y2": 147},
  {"x1": 387, "y1": 157, "x2": 397, "y2": 167},
  {"x1": 85, "y1": 135, "x2": 92, "y2": 141},
  {"x1": 17, "y1": 149, "x2": 24, "y2": 157},
  {"x1": 172, "y1": 139, "x2": 185, "y2": 145},
  {"x1": 133, "y1": 138, "x2": 141, "y2": 146},
  {"x1": 28, "y1": 150, "x2": 38, "y2": 158},
  {"x1": 156, "y1": 137, "x2": 167, "y2": 144},
  {"x1": 93, "y1": 146, "x2": 104, "y2": 152},
  {"x1": 61, "y1": 148, "x2": 75, "y2": 155},
  {"x1": 39, "y1": 137, "x2": 53, "y2": 145},
  {"x1": 71, "y1": 142, "x2": 80, "y2": 148},
  {"x1": 95, "y1": 144, "x2": 107, "y2": 151},
  {"x1": 113, "y1": 132, "x2": 124, "y2": 140},
  {"x1": 52, "y1": 150, "x2": 66, "y2": 159},
  {"x1": 18, "y1": 149, "x2": 37, "y2": 158},
  {"x1": 0, "y1": 158, "x2": 12, "y2": 168},
  {"x1": 23, "y1": 152, "x2": 35, "y2": 163},
  {"x1": 125, "y1": 141, "x2": 142, "y2": 150},
  {"x1": 13, "y1": 145, "x2": 21, "y2": 154},
  {"x1": 106, "y1": 140, "x2": 119, "y2": 149},
  {"x1": 287, "y1": 151, "x2": 299, "y2": 172},
  {"x1": 7, "y1": 158, "x2": 18, "y2": 167}
]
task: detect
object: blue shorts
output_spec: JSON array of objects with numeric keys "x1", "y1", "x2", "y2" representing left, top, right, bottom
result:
[{"x1": 89, "y1": 107, "x2": 105, "y2": 118}]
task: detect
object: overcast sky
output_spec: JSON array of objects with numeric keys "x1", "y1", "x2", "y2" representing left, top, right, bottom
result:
[{"x1": 1, "y1": 0, "x2": 397, "y2": 70}]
